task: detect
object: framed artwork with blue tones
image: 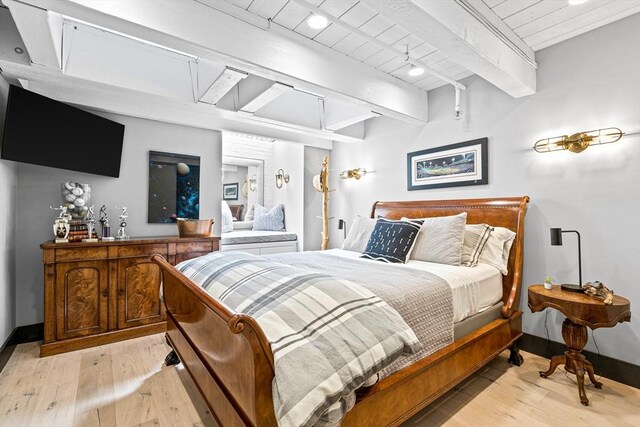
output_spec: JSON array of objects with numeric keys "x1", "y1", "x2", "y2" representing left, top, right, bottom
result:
[
  {"x1": 148, "y1": 151, "x2": 200, "y2": 223},
  {"x1": 407, "y1": 138, "x2": 488, "y2": 191}
]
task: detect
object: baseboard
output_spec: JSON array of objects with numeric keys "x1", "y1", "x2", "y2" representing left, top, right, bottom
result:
[
  {"x1": 520, "y1": 332, "x2": 639, "y2": 389},
  {"x1": 0, "y1": 323, "x2": 44, "y2": 373}
]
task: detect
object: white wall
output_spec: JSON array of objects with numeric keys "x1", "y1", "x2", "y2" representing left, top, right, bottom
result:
[
  {"x1": 304, "y1": 147, "x2": 331, "y2": 251},
  {"x1": 272, "y1": 141, "x2": 305, "y2": 250},
  {"x1": 15, "y1": 113, "x2": 222, "y2": 327},
  {"x1": 0, "y1": 76, "x2": 17, "y2": 342},
  {"x1": 331, "y1": 15, "x2": 640, "y2": 364}
]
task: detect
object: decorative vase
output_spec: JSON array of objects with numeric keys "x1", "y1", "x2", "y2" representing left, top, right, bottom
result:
[{"x1": 61, "y1": 181, "x2": 91, "y2": 220}]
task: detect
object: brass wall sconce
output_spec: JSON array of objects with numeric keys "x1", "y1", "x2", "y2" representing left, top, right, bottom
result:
[
  {"x1": 339, "y1": 168, "x2": 367, "y2": 180},
  {"x1": 275, "y1": 169, "x2": 289, "y2": 189},
  {"x1": 534, "y1": 127, "x2": 623, "y2": 153},
  {"x1": 249, "y1": 175, "x2": 257, "y2": 192}
]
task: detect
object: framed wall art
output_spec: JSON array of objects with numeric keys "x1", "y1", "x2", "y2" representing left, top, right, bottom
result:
[
  {"x1": 223, "y1": 183, "x2": 239, "y2": 200},
  {"x1": 407, "y1": 137, "x2": 488, "y2": 191},
  {"x1": 148, "y1": 151, "x2": 200, "y2": 223}
]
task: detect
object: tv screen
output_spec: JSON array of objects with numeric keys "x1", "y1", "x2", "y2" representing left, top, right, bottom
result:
[{"x1": 1, "y1": 85, "x2": 125, "y2": 177}]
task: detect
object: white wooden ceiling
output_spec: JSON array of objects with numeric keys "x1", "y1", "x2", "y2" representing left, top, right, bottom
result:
[
  {"x1": 223, "y1": 0, "x2": 639, "y2": 91},
  {"x1": 484, "y1": 0, "x2": 640, "y2": 51}
]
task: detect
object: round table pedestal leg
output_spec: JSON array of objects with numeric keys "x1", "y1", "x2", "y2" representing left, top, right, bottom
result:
[{"x1": 539, "y1": 318, "x2": 602, "y2": 406}]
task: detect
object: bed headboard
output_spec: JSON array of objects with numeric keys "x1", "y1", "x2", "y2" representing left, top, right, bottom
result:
[{"x1": 371, "y1": 196, "x2": 530, "y2": 318}]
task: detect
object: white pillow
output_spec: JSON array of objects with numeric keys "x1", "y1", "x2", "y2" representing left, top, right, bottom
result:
[
  {"x1": 461, "y1": 224, "x2": 494, "y2": 267},
  {"x1": 244, "y1": 203, "x2": 255, "y2": 221},
  {"x1": 221, "y1": 201, "x2": 233, "y2": 233},
  {"x1": 478, "y1": 226, "x2": 516, "y2": 275},
  {"x1": 341, "y1": 216, "x2": 377, "y2": 253},
  {"x1": 253, "y1": 204, "x2": 285, "y2": 231},
  {"x1": 407, "y1": 212, "x2": 467, "y2": 266}
]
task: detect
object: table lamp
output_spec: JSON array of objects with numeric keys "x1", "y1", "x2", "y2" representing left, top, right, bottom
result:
[{"x1": 550, "y1": 227, "x2": 583, "y2": 292}]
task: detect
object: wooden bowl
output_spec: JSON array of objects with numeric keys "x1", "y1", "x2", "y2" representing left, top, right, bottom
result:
[{"x1": 177, "y1": 218, "x2": 214, "y2": 237}]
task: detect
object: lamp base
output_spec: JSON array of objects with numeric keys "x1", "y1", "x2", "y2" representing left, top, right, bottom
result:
[{"x1": 561, "y1": 283, "x2": 584, "y2": 293}]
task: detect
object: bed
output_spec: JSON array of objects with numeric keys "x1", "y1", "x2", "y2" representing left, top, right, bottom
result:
[{"x1": 153, "y1": 196, "x2": 529, "y2": 426}]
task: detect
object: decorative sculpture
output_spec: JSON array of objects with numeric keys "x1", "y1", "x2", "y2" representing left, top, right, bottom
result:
[
  {"x1": 83, "y1": 205, "x2": 99, "y2": 242},
  {"x1": 50, "y1": 205, "x2": 71, "y2": 243},
  {"x1": 583, "y1": 281, "x2": 614, "y2": 305},
  {"x1": 116, "y1": 206, "x2": 129, "y2": 240},
  {"x1": 99, "y1": 205, "x2": 115, "y2": 241}
]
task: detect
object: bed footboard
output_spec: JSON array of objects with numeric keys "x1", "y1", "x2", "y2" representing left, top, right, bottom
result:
[{"x1": 152, "y1": 254, "x2": 277, "y2": 427}]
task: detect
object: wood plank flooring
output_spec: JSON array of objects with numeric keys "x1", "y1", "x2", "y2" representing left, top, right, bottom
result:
[{"x1": 0, "y1": 333, "x2": 638, "y2": 426}]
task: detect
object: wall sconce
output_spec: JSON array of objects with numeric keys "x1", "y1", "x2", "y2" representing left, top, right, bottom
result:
[
  {"x1": 534, "y1": 127, "x2": 623, "y2": 153},
  {"x1": 249, "y1": 175, "x2": 257, "y2": 192},
  {"x1": 275, "y1": 169, "x2": 289, "y2": 189},
  {"x1": 339, "y1": 168, "x2": 367, "y2": 180}
]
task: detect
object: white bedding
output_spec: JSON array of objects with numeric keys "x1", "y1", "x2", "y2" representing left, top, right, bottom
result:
[{"x1": 325, "y1": 249, "x2": 503, "y2": 323}]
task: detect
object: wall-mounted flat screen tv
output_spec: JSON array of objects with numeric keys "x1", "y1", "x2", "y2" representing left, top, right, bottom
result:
[{"x1": 1, "y1": 85, "x2": 125, "y2": 177}]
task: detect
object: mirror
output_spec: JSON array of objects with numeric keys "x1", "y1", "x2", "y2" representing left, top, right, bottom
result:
[{"x1": 222, "y1": 155, "x2": 264, "y2": 221}]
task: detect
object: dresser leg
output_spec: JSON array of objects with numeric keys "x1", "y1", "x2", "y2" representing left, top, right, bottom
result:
[{"x1": 507, "y1": 339, "x2": 524, "y2": 366}]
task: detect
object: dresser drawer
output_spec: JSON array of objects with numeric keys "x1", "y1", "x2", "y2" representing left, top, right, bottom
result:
[
  {"x1": 175, "y1": 241, "x2": 214, "y2": 254},
  {"x1": 118, "y1": 244, "x2": 167, "y2": 258},
  {"x1": 55, "y1": 247, "x2": 108, "y2": 262}
]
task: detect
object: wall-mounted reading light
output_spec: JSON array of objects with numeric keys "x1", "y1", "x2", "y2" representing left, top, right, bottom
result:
[
  {"x1": 249, "y1": 175, "x2": 257, "y2": 192},
  {"x1": 339, "y1": 168, "x2": 367, "y2": 180},
  {"x1": 338, "y1": 219, "x2": 347, "y2": 239},
  {"x1": 534, "y1": 127, "x2": 623, "y2": 153},
  {"x1": 275, "y1": 169, "x2": 290, "y2": 189}
]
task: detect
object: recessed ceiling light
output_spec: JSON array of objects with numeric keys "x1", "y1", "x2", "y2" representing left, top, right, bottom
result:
[
  {"x1": 307, "y1": 14, "x2": 328, "y2": 30},
  {"x1": 568, "y1": 0, "x2": 589, "y2": 5},
  {"x1": 408, "y1": 65, "x2": 425, "y2": 77}
]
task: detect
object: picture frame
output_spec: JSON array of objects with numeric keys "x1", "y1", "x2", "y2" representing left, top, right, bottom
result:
[
  {"x1": 223, "y1": 183, "x2": 239, "y2": 200},
  {"x1": 148, "y1": 151, "x2": 200, "y2": 223},
  {"x1": 407, "y1": 137, "x2": 488, "y2": 191}
]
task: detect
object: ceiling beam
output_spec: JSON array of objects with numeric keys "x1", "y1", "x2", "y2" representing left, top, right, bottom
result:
[
  {"x1": 12, "y1": 0, "x2": 428, "y2": 123},
  {"x1": 0, "y1": 57, "x2": 349, "y2": 147},
  {"x1": 367, "y1": 0, "x2": 537, "y2": 97},
  {"x1": 323, "y1": 99, "x2": 381, "y2": 131},
  {"x1": 239, "y1": 81, "x2": 293, "y2": 114},
  {"x1": 198, "y1": 67, "x2": 248, "y2": 105}
]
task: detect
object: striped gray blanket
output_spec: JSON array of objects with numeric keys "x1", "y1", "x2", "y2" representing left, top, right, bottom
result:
[{"x1": 176, "y1": 251, "x2": 421, "y2": 427}]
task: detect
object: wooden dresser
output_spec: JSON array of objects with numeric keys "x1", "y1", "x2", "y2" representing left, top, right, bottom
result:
[{"x1": 40, "y1": 236, "x2": 219, "y2": 356}]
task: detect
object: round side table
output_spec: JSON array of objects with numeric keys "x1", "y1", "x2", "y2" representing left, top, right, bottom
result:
[{"x1": 528, "y1": 284, "x2": 631, "y2": 406}]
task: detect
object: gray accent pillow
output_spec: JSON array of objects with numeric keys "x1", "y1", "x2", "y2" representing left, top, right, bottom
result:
[
  {"x1": 341, "y1": 216, "x2": 377, "y2": 253},
  {"x1": 253, "y1": 204, "x2": 285, "y2": 231},
  {"x1": 461, "y1": 224, "x2": 494, "y2": 267},
  {"x1": 407, "y1": 212, "x2": 468, "y2": 265},
  {"x1": 478, "y1": 226, "x2": 516, "y2": 275},
  {"x1": 221, "y1": 201, "x2": 233, "y2": 233}
]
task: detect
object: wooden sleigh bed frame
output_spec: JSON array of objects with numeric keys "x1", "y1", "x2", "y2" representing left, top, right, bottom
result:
[{"x1": 153, "y1": 196, "x2": 530, "y2": 426}]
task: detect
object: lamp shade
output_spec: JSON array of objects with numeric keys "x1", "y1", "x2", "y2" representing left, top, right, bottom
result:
[{"x1": 550, "y1": 228, "x2": 563, "y2": 246}]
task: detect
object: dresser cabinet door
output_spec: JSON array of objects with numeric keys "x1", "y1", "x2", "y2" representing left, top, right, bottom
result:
[
  {"x1": 117, "y1": 257, "x2": 165, "y2": 329},
  {"x1": 55, "y1": 261, "x2": 108, "y2": 340}
]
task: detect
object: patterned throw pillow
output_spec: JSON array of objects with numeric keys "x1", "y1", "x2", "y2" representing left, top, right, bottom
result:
[
  {"x1": 461, "y1": 224, "x2": 494, "y2": 267},
  {"x1": 341, "y1": 216, "x2": 377, "y2": 253},
  {"x1": 253, "y1": 204, "x2": 286, "y2": 231},
  {"x1": 360, "y1": 218, "x2": 423, "y2": 264}
]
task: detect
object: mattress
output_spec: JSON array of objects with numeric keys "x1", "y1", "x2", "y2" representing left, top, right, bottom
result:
[
  {"x1": 325, "y1": 249, "x2": 503, "y2": 323},
  {"x1": 221, "y1": 230, "x2": 298, "y2": 245}
]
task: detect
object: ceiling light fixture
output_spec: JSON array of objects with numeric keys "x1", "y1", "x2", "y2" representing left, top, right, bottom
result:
[
  {"x1": 408, "y1": 65, "x2": 425, "y2": 77},
  {"x1": 568, "y1": 0, "x2": 589, "y2": 5},
  {"x1": 307, "y1": 14, "x2": 328, "y2": 30}
]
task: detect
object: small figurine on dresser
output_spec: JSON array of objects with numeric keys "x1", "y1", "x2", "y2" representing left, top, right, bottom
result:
[
  {"x1": 50, "y1": 205, "x2": 71, "y2": 243},
  {"x1": 116, "y1": 206, "x2": 129, "y2": 240},
  {"x1": 82, "y1": 205, "x2": 99, "y2": 243},
  {"x1": 99, "y1": 204, "x2": 115, "y2": 241}
]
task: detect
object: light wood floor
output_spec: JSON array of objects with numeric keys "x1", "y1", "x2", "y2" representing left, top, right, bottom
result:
[{"x1": 0, "y1": 334, "x2": 638, "y2": 427}]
